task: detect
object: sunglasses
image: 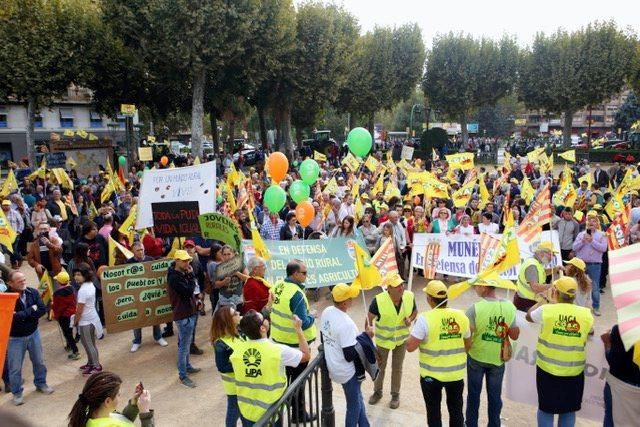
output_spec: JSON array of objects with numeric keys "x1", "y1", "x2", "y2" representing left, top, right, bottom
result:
[{"x1": 299, "y1": 271, "x2": 308, "y2": 275}]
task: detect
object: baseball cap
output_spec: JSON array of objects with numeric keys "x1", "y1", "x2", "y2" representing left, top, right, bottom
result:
[
  {"x1": 361, "y1": 193, "x2": 370, "y2": 200},
  {"x1": 593, "y1": 204, "x2": 603, "y2": 210},
  {"x1": 554, "y1": 276, "x2": 577, "y2": 296},
  {"x1": 1, "y1": 200, "x2": 10, "y2": 206},
  {"x1": 383, "y1": 273, "x2": 404, "y2": 288},
  {"x1": 510, "y1": 178, "x2": 519, "y2": 184},
  {"x1": 535, "y1": 241, "x2": 559, "y2": 253},
  {"x1": 54, "y1": 271, "x2": 70, "y2": 284},
  {"x1": 564, "y1": 257, "x2": 586, "y2": 272},
  {"x1": 332, "y1": 283, "x2": 360, "y2": 303},
  {"x1": 423, "y1": 280, "x2": 447, "y2": 298},
  {"x1": 173, "y1": 249, "x2": 193, "y2": 261},
  {"x1": 586, "y1": 210, "x2": 599, "y2": 218},
  {"x1": 183, "y1": 239, "x2": 196, "y2": 248}
]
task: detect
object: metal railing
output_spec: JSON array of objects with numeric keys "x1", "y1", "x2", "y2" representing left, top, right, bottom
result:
[{"x1": 255, "y1": 347, "x2": 334, "y2": 427}]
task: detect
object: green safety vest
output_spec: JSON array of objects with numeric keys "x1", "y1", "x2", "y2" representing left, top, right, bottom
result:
[
  {"x1": 270, "y1": 280, "x2": 317, "y2": 345},
  {"x1": 468, "y1": 299, "x2": 516, "y2": 366},
  {"x1": 374, "y1": 291, "x2": 415, "y2": 350},
  {"x1": 419, "y1": 308, "x2": 469, "y2": 382},
  {"x1": 536, "y1": 303, "x2": 593, "y2": 377},
  {"x1": 218, "y1": 335, "x2": 244, "y2": 395},
  {"x1": 517, "y1": 257, "x2": 545, "y2": 300},
  {"x1": 87, "y1": 413, "x2": 134, "y2": 427},
  {"x1": 230, "y1": 339, "x2": 288, "y2": 422}
]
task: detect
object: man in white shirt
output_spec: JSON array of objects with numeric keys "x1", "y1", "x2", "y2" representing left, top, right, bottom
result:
[
  {"x1": 338, "y1": 194, "x2": 356, "y2": 222},
  {"x1": 321, "y1": 283, "x2": 372, "y2": 427}
]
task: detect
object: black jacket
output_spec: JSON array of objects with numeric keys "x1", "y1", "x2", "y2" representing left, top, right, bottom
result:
[
  {"x1": 10, "y1": 287, "x2": 47, "y2": 337},
  {"x1": 279, "y1": 224, "x2": 304, "y2": 241},
  {"x1": 167, "y1": 264, "x2": 197, "y2": 321}
]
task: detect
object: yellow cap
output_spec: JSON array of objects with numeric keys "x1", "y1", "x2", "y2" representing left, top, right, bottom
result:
[
  {"x1": 535, "y1": 241, "x2": 559, "y2": 253},
  {"x1": 586, "y1": 210, "x2": 599, "y2": 218},
  {"x1": 332, "y1": 283, "x2": 360, "y2": 302},
  {"x1": 554, "y1": 276, "x2": 577, "y2": 296},
  {"x1": 173, "y1": 249, "x2": 193, "y2": 261},
  {"x1": 383, "y1": 273, "x2": 404, "y2": 288},
  {"x1": 510, "y1": 178, "x2": 519, "y2": 184},
  {"x1": 54, "y1": 271, "x2": 70, "y2": 284},
  {"x1": 631, "y1": 190, "x2": 639, "y2": 197},
  {"x1": 564, "y1": 257, "x2": 586, "y2": 272},
  {"x1": 380, "y1": 203, "x2": 389, "y2": 210},
  {"x1": 361, "y1": 193, "x2": 370, "y2": 200},
  {"x1": 593, "y1": 204, "x2": 603, "y2": 210},
  {"x1": 1, "y1": 200, "x2": 11, "y2": 206},
  {"x1": 573, "y1": 211, "x2": 584, "y2": 221},
  {"x1": 423, "y1": 280, "x2": 447, "y2": 298}
]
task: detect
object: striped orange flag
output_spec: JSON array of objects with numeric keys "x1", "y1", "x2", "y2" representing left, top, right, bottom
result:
[{"x1": 517, "y1": 183, "x2": 552, "y2": 243}]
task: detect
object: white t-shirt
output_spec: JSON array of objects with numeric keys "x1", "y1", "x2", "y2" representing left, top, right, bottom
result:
[
  {"x1": 320, "y1": 306, "x2": 358, "y2": 384},
  {"x1": 410, "y1": 314, "x2": 472, "y2": 341},
  {"x1": 478, "y1": 222, "x2": 499, "y2": 235},
  {"x1": 77, "y1": 282, "x2": 100, "y2": 327},
  {"x1": 253, "y1": 338, "x2": 303, "y2": 375}
]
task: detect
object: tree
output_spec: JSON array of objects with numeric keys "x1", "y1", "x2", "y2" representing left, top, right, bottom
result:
[
  {"x1": 472, "y1": 94, "x2": 522, "y2": 137},
  {"x1": 615, "y1": 91, "x2": 640, "y2": 132},
  {"x1": 0, "y1": 0, "x2": 102, "y2": 167},
  {"x1": 423, "y1": 33, "x2": 518, "y2": 144}
]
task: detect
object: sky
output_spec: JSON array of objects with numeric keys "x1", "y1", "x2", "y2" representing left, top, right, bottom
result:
[{"x1": 298, "y1": 0, "x2": 637, "y2": 48}]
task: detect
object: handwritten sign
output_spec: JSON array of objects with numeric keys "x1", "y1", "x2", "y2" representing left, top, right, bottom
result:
[
  {"x1": 198, "y1": 212, "x2": 242, "y2": 252},
  {"x1": 101, "y1": 259, "x2": 173, "y2": 333},
  {"x1": 138, "y1": 147, "x2": 153, "y2": 161},
  {"x1": 46, "y1": 152, "x2": 67, "y2": 169},
  {"x1": 151, "y1": 201, "x2": 201, "y2": 238}
]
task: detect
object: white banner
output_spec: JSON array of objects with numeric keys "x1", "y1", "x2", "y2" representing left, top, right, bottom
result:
[
  {"x1": 411, "y1": 231, "x2": 561, "y2": 280},
  {"x1": 401, "y1": 145, "x2": 415, "y2": 160},
  {"x1": 505, "y1": 312, "x2": 607, "y2": 422},
  {"x1": 136, "y1": 162, "x2": 217, "y2": 229}
]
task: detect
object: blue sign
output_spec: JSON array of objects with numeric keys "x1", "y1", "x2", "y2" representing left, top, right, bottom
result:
[{"x1": 467, "y1": 123, "x2": 479, "y2": 133}]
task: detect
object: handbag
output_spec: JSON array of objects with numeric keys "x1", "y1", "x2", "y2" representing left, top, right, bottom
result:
[{"x1": 496, "y1": 302, "x2": 512, "y2": 362}]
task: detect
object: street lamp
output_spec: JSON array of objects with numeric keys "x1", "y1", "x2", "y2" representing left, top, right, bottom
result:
[{"x1": 410, "y1": 104, "x2": 424, "y2": 138}]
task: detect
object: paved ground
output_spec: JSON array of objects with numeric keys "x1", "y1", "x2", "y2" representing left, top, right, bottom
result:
[{"x1": 0, "y1": 264, "x2": 612, "y2": 426}]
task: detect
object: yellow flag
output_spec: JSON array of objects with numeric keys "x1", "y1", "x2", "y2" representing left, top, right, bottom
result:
[
  {"x1": 324, "y1": 177, "x2": 338, "y2": 195},
  {"x1": 167, "y1": 237, "x2": 185, "y2": 259},
  {"x1": 354, "y1": 196, "x2": 364, "y2": 223},
  {"x1": 101, "y1": 176, "x2": 117, "y2": 203},
  {"x1": 552, "y1": 182, "x2": 577, "y2": 208},
  {"x1": 119, "y1": 207, "x2": 138, "y2": 245},
  {"x1": 108, "y1": 235, "x2": 134, "y2": 266},
  {"x1": 76, "y1": 129, "x2": 88, "y2": 139},
  {"x1": 386, "y1": 159, "x2": 397, "y2": 174},
  {"x1": 384, "y1": 181, "x2": 401, "y2": 201},
  {"x1": 475, "y1": 271, "x2": 517, "y2": 290},
  {"x1": 89, "y1": 202, "x2": 98, "y2": 220},
  {"x1": 372, "y1": 174, "x2": 385, "y2": 195},
  {"x1": 353, "y1": 243, "x2": 382, "y2": 290},
  {"x1": 66, "y1": 157, "x2": 77, "y2": 169},
  {"x1": 578, "y1": 173, "x2": 592, "y2": 188},
  {"x1": 423, "y1": 177, "x2": 449, "y2": 199},
  {"x1": 341, "y1": 153, "x2": 361, "y2": 172},
  {"x1": 226, "y1": 183, "x2": 237, "y2": 212},
  {"x1": 227, "y1": 163, "x2": 240, "y2": 187},
  {"x1": 538, "y1": 152, "x2": 553, "y2": 174},
  {"x1": 248, "y1": 209, "x2": 270, "y2": 260},
  {"x1": 148, "y1": 135, "x2": 157, "y2": 142},
  {"x1": 0, "y1": 169, "x2": 19, "y2": 197},
  {"x1": 558, "y1": 150, "x2": 576, "y2": 163},
  {"x1": 451, "y1": 179, "x2": 476, "y2": 208},
  {"x1": 502, "y1": 152, "x2": 512, "y2": 173},
  {"x1": 351, "y1": 179, "x2": 360, "y2": 200},
  {"x1": 0, "y1": 208, "x2": 16, "y2": 253},
  {"x1": 478, "y1": 176, "x2": 490, "y2": 209},
  {"x1": 38, "y1": 270, "x2": 54, "y2": 305},
  {"x1": 432, "y1": 148, "x2": 440, "y2": 161},
  {"x1": 520, "y1": 175, "x2": 535, "y2": 205},
  {"x1": 605, "y1": 190, "x2": 625, "y2": 220},
  {"x1": 527, "y1": 147, "x2": 545, "y2": 163},
  {"x1": 313, "y1": 151, "x2": 327, "y2": 162},
  {"x1": 364, "y1": 156, "x2": 380, "y2": 172},
  {"x1": 193, "y1": 156, "x2": 201, "y2": 165},
  {"x1": 561, "y1": 164, "x2": 573, "y2": 186},
  {"x1": 445, "y1": 152, "x2": 475, "y2": 171}
]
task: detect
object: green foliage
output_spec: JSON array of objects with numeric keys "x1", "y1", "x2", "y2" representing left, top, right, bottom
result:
[
  {"x1": 472, "y1": 94, "x2": 522, "y2": 137},
  {"x1": 614, "y1": 91, "x2": 640, "y2": 131},
  {"x1": 420, "y1": 127, "x2": 448, "y2": 152}
]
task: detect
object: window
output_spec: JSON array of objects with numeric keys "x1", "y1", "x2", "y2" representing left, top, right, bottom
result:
[
  {"x1": 34, "y1": 111, "x2": 43, "y2": 128},
  {"x1": 90, "y1": 111, "x2": 103, "y2": 128},
  {"x1": 116, "y1": 114, "x2": 126, "y2": 129},
  {"x1": 0, "y1": 107, "x2": 7, "y2": 128},
  {"x1": 59, "y1": 107, "x2": 74, "y2": 128}
]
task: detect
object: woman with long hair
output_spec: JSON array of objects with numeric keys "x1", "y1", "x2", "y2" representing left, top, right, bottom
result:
[
  {"x1": 211, "y1": 305, "x2": 243, "y2": 427},
  {"x1": 564, "y1": 257, "x2": 592, "y2": 309},
  {"x1": 330, "y1": 215, "x2": 356, "y2": 238},
  {"x1": 206, "y1": 243, "x2": 223, "y2": 310},
  {"x1": 67, "y1": 371, "x2": 153, "y2": 427},
  {"x1": 73, "y1": 263, "x2": 103, "y2": 376}
]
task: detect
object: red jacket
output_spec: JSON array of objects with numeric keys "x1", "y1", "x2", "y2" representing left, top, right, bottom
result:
[
  {"x1": 242, "y1": 277, "x2": 271, "y2": 314},
  {"x1": 142, "y1": 234, "x2": 165, "y2": 258},
  {"x1": 52, "y1": 285, "x2": 76, "y2": 319}
]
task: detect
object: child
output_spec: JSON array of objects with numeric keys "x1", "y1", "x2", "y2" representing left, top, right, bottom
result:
[
  {"x1": 51, "y1": 271, "x2": 80, "y2": 360},
  {"x1": 73, "y1": 263, "x2": 103, "y2": 375}
]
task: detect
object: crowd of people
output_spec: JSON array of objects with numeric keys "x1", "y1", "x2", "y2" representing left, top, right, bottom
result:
[{"x1": 0, "y1": 140, "x2": 639, "y2": 426}]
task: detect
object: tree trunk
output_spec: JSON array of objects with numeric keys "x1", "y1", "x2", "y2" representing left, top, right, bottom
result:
[
  {"x1": 460, "y1": 111, "x2": 468, "y2": 146},
  {"x1": 367, "y1": 113, "x2": 374, "y2": 135},
  {"x1": 563, "y1": 110, "x2": 573, "y2": 148},
  {"x1": 281, "y1": 104, "x2": 293, "y2": 156},
  {"x1": 257, "y1": 105, "x2": 268, "y2": 150},
  {"x1": 295, "y1": 126, "x2": 303, "y2": 149},
  {"x1": 26, "y1": 98, "x2": 36, "y2": 169},
  {"x1": 210, "y1": 112, "x2": 219, "y2": 157},
  {"x1": 191, "y1": 68, "x2": 206, "y2": 158}
]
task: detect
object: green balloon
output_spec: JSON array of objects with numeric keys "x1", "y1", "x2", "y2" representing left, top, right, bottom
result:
[
  {"x1": 289, "y1": 180, "x2": 310, "y2": 203},
  {"x1": 347, "y1": 127, "x2": 373, "y2": 157},
  {"x1": 216, "y1": 195, "x2": 223, "y2": 204},
  {"x1": 299, "y1": 159, "x2": 320, "y2": 185},
  {"x1": 118, "y1": 155, "x2": 127, "y2": 166},
  {"x1": 264, "y1": 185, "x2": 287, "y2": 213}
]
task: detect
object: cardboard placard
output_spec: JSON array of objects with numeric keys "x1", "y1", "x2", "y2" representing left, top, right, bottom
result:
[
  {"x1": 216, "y1": 255, "x2": 244, "y2": 295},
  {"x1": 138, "y1": 146, "x2": 153, "y2": 161},
  {"x1": 401, "y1": 145, "x2": 414, "y2": 160},
  {"x1": 101, "y1": 259, "x2": 173, "y2": 333},
  {"x1": 151, "y1": 201, "x2": 201, "y2": 238}
]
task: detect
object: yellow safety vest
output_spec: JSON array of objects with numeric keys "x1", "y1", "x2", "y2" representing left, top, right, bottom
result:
[
  {"x1": 374, "y1": 291, "x2": 415, "y2": 350},
  {"x1": 419, "y1": 308, "x2": 469, "y2": 382},
  {"x1": 230, "y1": 339, "x2": 288, "y2": 422},
  {"x1": 87, "y1": 413, "x2": 134, "y2": 427},
  {"x1": 270, "y1": 280, "x2": 317, "y2": 345},
  {"x1": 536, "y1": 303, "x2": 593, "y2": 377},
  {"x1": 517, "y1": 257, "x2": 545, "y2": 300},
  {"x1": 218, "y1": 335, "x2": 244, "y2": 395}
]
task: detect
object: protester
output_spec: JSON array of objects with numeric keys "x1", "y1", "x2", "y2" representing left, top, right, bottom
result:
[
  {"x1": 552, "y1": 207, "x2": 580, "y2": 261},
  {"x1": 241, "y1": 256, "x2": 272, "y2": 315},
  {"x1": 526, "y1": 277, "x2": 594, "y2": 427},
  {"x1": 73, "y1": 262, "x2": 103, "y2": 376},
  {"x1": 563, "y1": 257, "x2": 592, "y2": 309},
  {"x1": 572, "y1": 211, "x2": 607, "y2": 316},
  {"x1": 367, "y1": 273, "x2": 416, "y2": 409},
  {"x1": 321, "y1": 283, "x2": 372, "y2": 427},
  {"x1": 51, "y1": 271, "x2": 80, "y2": 360},
  {"x1": 279, "y1": 211, "x2": 304, "y2": 240},
  {"x1": 67, "y1": 371, "x2": 154, "y2": 427},
  {"x1": 27, "y1": 220, "x2": 64, "y2": 279},
  {"x1": 514, "y1": 241, "x2": 559, "y2": 312}
]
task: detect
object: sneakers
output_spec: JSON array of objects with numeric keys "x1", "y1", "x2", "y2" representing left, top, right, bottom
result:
[
  {"x1": 12, "y1": 394, "x2": 24, "y2": 406},
  {"x1": 368, "y1": 391, "x2": 382, "y2": 405},
  {"x1": 187, "y1": 367, "x2": 201, "y2": 374},
  {"x1": 389, "y1": 395, "x2": 400, "y2": 409},
  {"x1": 79, "y1": 363, "x2": 90, "y2": 371},
  {"x1": 190, "y1": 344, "x2": 204, "y2": 355},
  {"x1": 81, "y1": 365, "x2": 94, "y2": 375},
  {"x1": 36, "y1": 385, "x2": 54, "y2": 395},
  {"x1": 68, "y1": 352, "x2": 81, "y2": 360},
  {"x1": 88, "y1": 365, "x2": 103, "y2": 375},
  {"x1": 130, "y1": 343, "x2": 141, "y2": 353},
  {"x1": 180, "y1": 376, "x2": 196, "y2": 388},
  {"x1": 156, "y1": 338, "x2": 169, "y2": 347},
  {"x1": 593, "y1": 308, "x2": 602, "y2": 316}
]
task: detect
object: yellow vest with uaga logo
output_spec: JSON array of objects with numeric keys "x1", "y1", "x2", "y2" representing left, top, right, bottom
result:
[
  {"x1": 230, "y1": 339, "x2": 287, "y2": 422},
  {"x1": 375, "y1": 291, "x2": 415, "y2": 350},
  {"x1": 536, "y1": 303, "x2": 593, "y2": 377},
  {"x1": 517, "y1": 257, "x2": 546, "y2": 300},
  {"x1": 270, "y1": 280, "x2": 317, "y2": 345},
  {"x1": 419, "y1": 308, "x2": 469, "y2": 382}
]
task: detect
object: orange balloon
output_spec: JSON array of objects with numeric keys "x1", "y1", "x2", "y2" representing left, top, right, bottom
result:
[
  {"x1": 295, "y1": 201, "x2": 314, "y2": 228},
  {"x1": 413, "y1": 195, "x2": 421, "y2": 205},
  {"x1": 160, "y1": 156, "x2": 169, "y2": 166},
  {"x1": 267, "y1": 152, "x2": 289, "y2": 183}
]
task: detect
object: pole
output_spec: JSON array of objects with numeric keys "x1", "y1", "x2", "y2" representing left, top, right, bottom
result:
[
  {"x1": 587, "y1": 106, "x2": 592, "y2": 149},
  {"x1": 410, "y1": 104, "x2": 417, "y2": 139}
]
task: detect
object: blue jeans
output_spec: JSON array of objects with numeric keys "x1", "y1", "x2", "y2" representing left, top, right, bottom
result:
[
  {"x1": 585, "y1": 263, "x2": 602, "y2": 310},
  {"x1": 175, "y1": 314, "x2": 197, "y2": 379},
  {"x1": 132, "y1": 325, "x2": 162, "y2": 344},
  {"x1": 603, "y1": 382, "x2": 613, "y2": 427},
  {"x1": 226, "y1": 395, "x2": 240, "y2": 427},
  {"x1": 342, "y1": 374, "x2": 370, "y2": 427},
  {"x1": 8, "y1": 329, "x2": 48, "y2": 396},
  {"x1": 465, "y1": 357, "x2": 505, "y2": 427},
  {"x1": 241, "y1": 416, "x2": 281, "y2": 427},
  {"x1": 537, "y1": 410, "x2": 576, "y2": 427}
]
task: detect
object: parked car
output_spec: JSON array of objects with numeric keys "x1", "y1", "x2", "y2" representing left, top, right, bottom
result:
[{"x1": 232, "y1": 144, "x2": 262, "y2": 166}]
